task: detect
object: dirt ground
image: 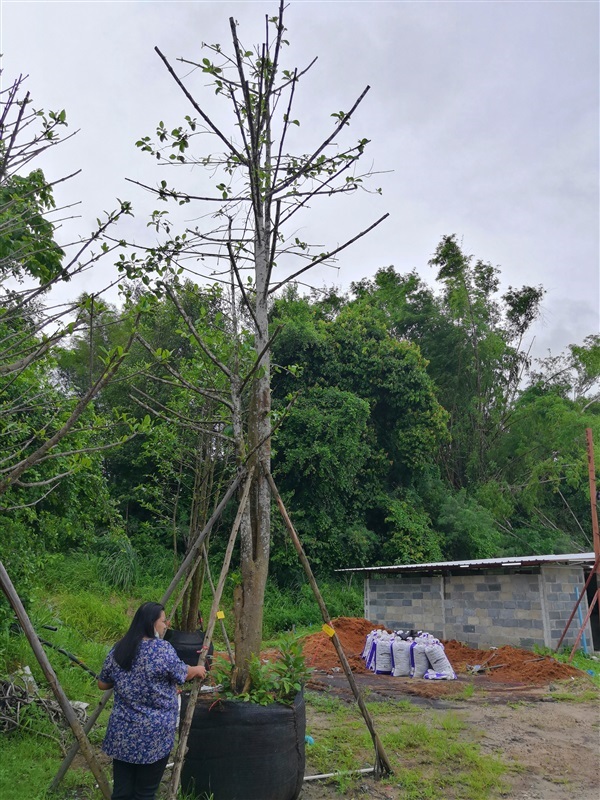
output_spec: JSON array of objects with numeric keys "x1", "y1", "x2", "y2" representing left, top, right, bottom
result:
[
  {"x1": 72, "y1": 618, "x2": 599, "y2": 799},
  {"x1": 297, "y1": 618, "x2": 600, "y2": 800},
  {"x1": 299, "y1": 673, "x2": 599, "y2": 800}
]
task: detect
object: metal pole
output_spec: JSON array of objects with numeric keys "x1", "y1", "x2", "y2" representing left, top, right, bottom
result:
[
  {"x1": 575, "y1": 590, "x2": 589, "y2": 654},
  {"x1": 568, "y1": 589, "x2": 599, "y2": 662}
]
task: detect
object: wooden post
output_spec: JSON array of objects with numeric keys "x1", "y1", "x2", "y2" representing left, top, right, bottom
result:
[
  {"x1": 51, "y1": 472, "x2": 244, "y2": 790},
  {"x1": 586, "y1": 428, "x2": 600, "y2": 564},
  {"x1": 49, "y1": 688, "x2": 112, "y2": 791},
  {"x1": 568, "y1": 428, "x2": 600, "y2": 662},
  {"x1": 201, "y1": 543, "x2": 236, "y2": 664},
  {"x1": 263, "y1": 466, "x2": 393, "y2": 778},
  {"x1": 165, "y1": 540, "x2": 235, "y2": 665},
  {"x1": 167, "y1": 467, "x2": 254, "y2": 800},
  {"x1": 0, "y1": 561, "x2": 112, "y2": 800}
]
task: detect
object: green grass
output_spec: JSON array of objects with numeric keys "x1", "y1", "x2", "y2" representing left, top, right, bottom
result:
[
  {"x1": 0, "y1": 554, "x2": 365, "y2": 800},
  {"x1": 445, "y1": 681, "x2": 476, "y2": 701},
  {"x1": 0, "y1": 705, "x2": 100, "y2": 800},
  {"x1": 546, "y1": 685, "x2": 600, "y2": 702},
  {"x1": 304, "y1": 692, "x2": 509, "y2": 799},
  {"x1": 534, "y1": 643, "x2": 600, "y2": 689},
  {"x1": 2, "y1": 552, "x2": 596, "y2": 800}
]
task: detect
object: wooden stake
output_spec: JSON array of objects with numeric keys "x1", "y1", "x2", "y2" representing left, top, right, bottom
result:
[
  {"x1": 263, "y1": 466, "x2": 393, "y2": 778},
  {"x1": 161, "y1": 471, "x2": 243, "y2": 605},
  {"x1": 304, "y1": 767, "x2": 375, "y2": 782},
  {"x1": 167, "y1": 466, "x2": 254, "y2": 800},
  {"x1": 556, "y1": 431, "x2": 599, "y2": 659},
  {"x1": 0, "y1": 561, "x2": 112, "y2": 800},
  {"x1": 201, "y1": 543, "x2": 235, "y2": 664},
  {"x1": 165, "y1": 539, "x2": 235, "y2": 665},
  {"x1": 49, "y1": 689, "x2": 112, "y2": 791},
  {"x1": 586, "y1": 428, "x2": 600, "y2": 563},
  {"x1": 51, "y1": 471, "x2": 244, "y2": 790}
]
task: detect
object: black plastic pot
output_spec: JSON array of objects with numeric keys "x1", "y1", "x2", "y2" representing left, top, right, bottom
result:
[
  {"x1": 164, "y1": 628, "x2": 213, "y2": 669},
  {"x1": 180, "y1": 691, "x2": 306, "y2": 800}
]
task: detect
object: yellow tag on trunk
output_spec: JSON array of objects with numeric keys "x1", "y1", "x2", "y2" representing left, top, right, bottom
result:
[
  {"x1": 216, "y1": 611, "x2": 225, "y2": 620},
  {"x1": 322, "y1": 624, "x2": 335, "y2": 637}
]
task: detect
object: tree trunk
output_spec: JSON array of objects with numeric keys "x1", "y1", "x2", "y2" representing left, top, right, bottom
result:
[{"x1": 232, "y1": 225, "x2": 271, "y2": 689}]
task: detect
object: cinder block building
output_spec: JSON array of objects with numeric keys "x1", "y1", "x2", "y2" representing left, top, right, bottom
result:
[{"x1": 340, "y1": 553, "x2": 599, "y2": 651}]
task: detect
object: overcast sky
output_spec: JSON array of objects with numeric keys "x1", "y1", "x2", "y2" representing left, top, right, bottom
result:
[{"x1": 1, "y1": 0, "x2": 598, "y2": 359}]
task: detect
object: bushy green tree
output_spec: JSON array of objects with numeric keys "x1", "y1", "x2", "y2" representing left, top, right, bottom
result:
[{"x1": 270, "y1": 286, "x2": 449, "y2": 566}]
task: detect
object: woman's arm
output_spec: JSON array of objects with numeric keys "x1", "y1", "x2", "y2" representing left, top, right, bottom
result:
[
  {"x1": 186, "y1": 664, "x2": 206, "y2": 681},
  {"x1": 97, "y1": 679, "x2": 114, "y2": 690}
]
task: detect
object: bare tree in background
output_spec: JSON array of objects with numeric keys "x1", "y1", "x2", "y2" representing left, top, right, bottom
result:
[{"x1": 0, "y1": 72, "x2": 144, "y2": 507}]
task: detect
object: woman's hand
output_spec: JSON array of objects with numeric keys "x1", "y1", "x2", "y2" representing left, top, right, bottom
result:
[
  {"x1": 97, "y1": 680, "x2": 114, "y2": 690},
  {"x1": 186, "y1": 664, "x2": 207, "y2": 681}
]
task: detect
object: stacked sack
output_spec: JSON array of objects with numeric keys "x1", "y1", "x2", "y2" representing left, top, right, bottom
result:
[
  {"x1": 362, "y1": 629, "x2": 456, "y2": 680},
  {"x1": 362, "y1": 629, "x2": 395, "y2": 674}
]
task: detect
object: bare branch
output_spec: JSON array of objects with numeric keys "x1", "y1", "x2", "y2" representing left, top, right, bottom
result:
[
  {"x1": 0, "y1": 483, "x2": 59, "y2": 511},
  {"x1": 226, "y1": 223, "x2": 259, "y2": 330},
  {"x1": 0, "y1": 314, "x2": 141, "y2": 496},
  {"x1": 154, "y1": 47, "x2": 246, "y2": 165},
  {"x1": 240, "y1": 324, "x2": 283, "y2": 394},
  {"x1": 129, "y1": 386, "x2": 234, "y2": 441},
  {"x1": 124, "y1": 177, "x2": 233, "y2": 203},
  {"x1": 269, "y1": 213, "x2": 389, "y2": 293},
  {"x1": 270, "y1": 84, "x2": 371, "y2": 197},
  {"x1": 163, "y1": 286, "x2": 233, "y2": 381},
  {"x1": 135, "y1": 336, "x2": 233, "y2": 411}
]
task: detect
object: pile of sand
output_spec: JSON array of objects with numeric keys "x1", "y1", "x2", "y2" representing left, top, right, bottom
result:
[{"x1": 301, "y1": 617, "x2": 582, "y2": 684}]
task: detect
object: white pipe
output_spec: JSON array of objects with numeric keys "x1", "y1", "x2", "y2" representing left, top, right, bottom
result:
[{"x1": 304, "y1": 767, "x2": 375, "y2": 782}]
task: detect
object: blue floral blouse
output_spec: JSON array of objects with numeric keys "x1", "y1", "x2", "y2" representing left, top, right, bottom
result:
[{"x1": 99, "y1": 639, "x2": 188, "y2": 764}]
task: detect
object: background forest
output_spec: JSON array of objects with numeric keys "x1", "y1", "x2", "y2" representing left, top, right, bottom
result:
[
  {"x1": 2, "y1": 210, "x2": 598, "y2": 600},
  {"x1": 1, "y1": 60, "x2": 598, "y2": 614}
]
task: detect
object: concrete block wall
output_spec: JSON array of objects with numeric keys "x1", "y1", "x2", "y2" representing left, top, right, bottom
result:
[
  {"x1": 444, "y1": 571, "x2": 544, "y2": 648},
  {"x1": 364, "y1": 574, "x2": 445, "y2": 639},
  {"x1": 364, "y1": 566, "x2": 592, "y2": 649}
]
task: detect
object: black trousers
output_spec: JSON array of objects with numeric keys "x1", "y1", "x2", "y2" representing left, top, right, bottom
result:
[{"x1": 111, "y1": 754, "x2": 170, "y2": 800}]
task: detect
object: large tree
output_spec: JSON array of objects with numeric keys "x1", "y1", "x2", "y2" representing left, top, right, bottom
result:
[
  {"x1": 270, "y1": 285, "x2": 449, "y2": 568},
  {"x1": 123, "y1": 1, "x2": 388, "y2": 686}
]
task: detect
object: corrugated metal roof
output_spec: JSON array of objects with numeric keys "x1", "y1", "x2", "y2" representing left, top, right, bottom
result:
[{"x1": 337, "y1": 552, "x2": 597, "y2": 574}]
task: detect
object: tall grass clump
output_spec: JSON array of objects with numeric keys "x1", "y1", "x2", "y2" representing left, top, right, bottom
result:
[{"x1": 98, "y1": 536, "x2": 140, "y2": 592}]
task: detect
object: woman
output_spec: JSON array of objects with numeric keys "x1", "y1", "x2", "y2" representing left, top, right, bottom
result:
[{"x1": 98, "y1": 601, "x2": 206, "y2": 800}]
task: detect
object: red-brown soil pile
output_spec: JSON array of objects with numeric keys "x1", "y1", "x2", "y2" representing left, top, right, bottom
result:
[
  {"x1": 442, "y1": 640, "x2": 581, "y2": 683},
  {"x1": 302, "y1": 617, "x2": 386, "y2": 675},
  {"x1": 301, "y1": 617, "x2": 582, "y2": 685}
]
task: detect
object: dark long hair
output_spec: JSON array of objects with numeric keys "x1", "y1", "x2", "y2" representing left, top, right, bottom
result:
[{"x1": 113, "y1": 602, "x2": 164, "y2": 671}]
